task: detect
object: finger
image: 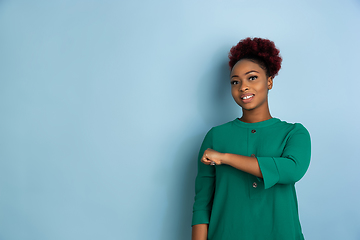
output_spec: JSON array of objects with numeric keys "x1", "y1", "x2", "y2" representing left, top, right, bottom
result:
[
  {"x1": 203, "y1": 157, "x2": 211, "y2": 162},
  {"x1": 202, "y1": 159, "x2": 211, "y2": 164},
  {"x1": 202, "y1": 158, "x2": 211, "y2": 165}
]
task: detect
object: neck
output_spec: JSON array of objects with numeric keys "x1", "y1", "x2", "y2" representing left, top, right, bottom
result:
[{"x1": 240, "y1": 107, "x2": 272, "y2": 123}]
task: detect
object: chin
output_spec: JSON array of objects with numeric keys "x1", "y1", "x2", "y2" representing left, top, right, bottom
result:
[
  {"x1": 240, "y1": 104, "x2": 258, "y2": 111},
  {"x1": 242, "y1": 107, "x2": 256, "y2": 111},
  {"x1": 237, "y1": 103, "x2": 254, "y2": 110}
]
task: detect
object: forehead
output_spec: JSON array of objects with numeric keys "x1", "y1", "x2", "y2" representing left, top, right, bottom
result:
[{"x1": 231, "y1": 59, "x2": 266, "y2": 76}]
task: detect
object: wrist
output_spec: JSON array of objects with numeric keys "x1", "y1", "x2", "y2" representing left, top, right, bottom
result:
[{"x1": 222, "y1": 153, "x2": 231, "y2": 165}]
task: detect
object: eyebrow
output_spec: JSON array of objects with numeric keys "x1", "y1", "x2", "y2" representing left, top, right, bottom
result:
[{"x1": 231, "y1": 70, "x2": 259, "y2": 78}]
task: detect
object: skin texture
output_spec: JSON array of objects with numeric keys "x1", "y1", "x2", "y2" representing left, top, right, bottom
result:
[
  {"x1": 192, "y1": 59, "x2": 274, "y2": 240},
  {"x1": 191, "y1": 224, "x2": 208, "y2": 240},
  {"x1": 231, "y1": 59, "x2": 273, "y2": 123}
]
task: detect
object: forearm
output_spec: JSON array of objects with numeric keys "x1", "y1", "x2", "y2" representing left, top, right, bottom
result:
[
  {"x1": 192, "y1": 224, "x2": 208, "y2": 240},
  {"x1": 222, "y1": 153, "x2": 263, "y2": 178}
]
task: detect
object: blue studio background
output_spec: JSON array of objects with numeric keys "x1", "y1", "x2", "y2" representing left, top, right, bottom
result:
[{"x1": 1, "y1": 0, "x2": 360, "y2": 239}]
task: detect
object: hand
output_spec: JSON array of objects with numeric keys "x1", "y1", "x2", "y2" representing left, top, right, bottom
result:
[{"x1": 201, "y1": 148, "x2": 224, "y2": 166}]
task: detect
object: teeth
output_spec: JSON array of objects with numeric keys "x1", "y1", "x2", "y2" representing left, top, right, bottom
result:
[{"x1": 242, "y1": 95, "x2": 253, "y2": 100}]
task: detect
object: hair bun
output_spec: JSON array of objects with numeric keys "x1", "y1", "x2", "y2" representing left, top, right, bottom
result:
[{"x1": 228, "y1": 37, "x2": 282, "y2": 77}]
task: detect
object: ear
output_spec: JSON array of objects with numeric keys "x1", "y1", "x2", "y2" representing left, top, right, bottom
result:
[{"x1": 267, "y1": 76, "x2": 273, "y2": 90}]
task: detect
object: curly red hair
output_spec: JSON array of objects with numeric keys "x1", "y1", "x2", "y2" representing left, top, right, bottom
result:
[{"x1": 228, "y1": 37, "x2": 282, "y2": 77}]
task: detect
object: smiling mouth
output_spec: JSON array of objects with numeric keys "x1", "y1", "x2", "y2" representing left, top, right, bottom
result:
[{"x1": 242, "y1": 95, "x2": 254, "y2": 100}]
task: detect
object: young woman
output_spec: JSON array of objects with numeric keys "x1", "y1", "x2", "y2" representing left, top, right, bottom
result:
[{"x1": 191, "y1": 37, "x2": 311, "y2": 240}]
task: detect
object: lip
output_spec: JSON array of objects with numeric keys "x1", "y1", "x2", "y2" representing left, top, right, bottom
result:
[{"x1": 240, "y1": 93, "x2": 254, "y2": 103}]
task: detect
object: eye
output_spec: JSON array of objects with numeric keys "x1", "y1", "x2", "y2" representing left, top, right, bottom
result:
[
  {"x1": 249, "y1": 76, "x2": 257, "y2": 81},
  {"x1": 231, "y1": 80, "x2": 239, "y2": 85}
]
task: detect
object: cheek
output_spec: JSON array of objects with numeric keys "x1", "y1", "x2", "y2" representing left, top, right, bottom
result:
[
  {"x1": 258, "y1": 82, "x2": 269, "y2": 92},
  {"x1": 231, "y1": 87, "x2": 237, "y2": 96},
  {"x1": 230, "y1": 89, "x2": 237, "y2": 99}
]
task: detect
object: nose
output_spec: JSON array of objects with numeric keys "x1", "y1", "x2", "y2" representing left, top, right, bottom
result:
[{"x1": 239, "y1": 82, "x2": 249, "y2": 92}]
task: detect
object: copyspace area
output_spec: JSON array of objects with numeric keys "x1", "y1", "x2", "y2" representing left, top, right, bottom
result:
[{"x1": 0, "y1": 1, "x2": 359, "y2": 239}]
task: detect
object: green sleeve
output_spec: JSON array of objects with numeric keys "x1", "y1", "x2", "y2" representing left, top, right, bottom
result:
[
  {"x1": 257, "y1": 123, "x2": 311, "y2": 189},
  {"x1": 191, "y1": 128, "x2": 216, "y2": 226}
]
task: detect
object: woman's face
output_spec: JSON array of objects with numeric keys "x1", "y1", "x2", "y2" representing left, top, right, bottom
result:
[{"x1": 230, "y1": 59, "x2": 273, "y2": 112}]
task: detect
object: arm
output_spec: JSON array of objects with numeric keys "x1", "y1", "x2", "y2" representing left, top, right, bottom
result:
[
  {"x1": 191, "y1": 129, "x2": 215, "y2": 235},
  {"x1": 257, "y1": 123, "x2": 311, "y2": 188},
  {"x1": 202, "y1": 123, "x2": 311, "y2": 189},
  {"x1": 202, "y1": 150, "x2": 262, "y2": 178},
  {"x1": 192, "y1": 224, "x2": 208, "y2": 240}
]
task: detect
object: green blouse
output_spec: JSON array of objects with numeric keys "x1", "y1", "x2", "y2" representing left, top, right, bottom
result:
[{"x1": 192, "y1": 118, "x2": 311, "y2": 240}]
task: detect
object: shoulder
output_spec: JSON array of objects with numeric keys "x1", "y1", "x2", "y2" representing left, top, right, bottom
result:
[
  {"x1": 274, "y1": 119, "x2": 310, "y2": 138},
  {"x1": 212, "y1": 120, "x2": 236, "y2": 131},
  {"x1": 200, "y1": 120, "x2": 237, "y2": 141},
  {"x1": 208, "y1": 120, "x2": 237, "y2": 134}
]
